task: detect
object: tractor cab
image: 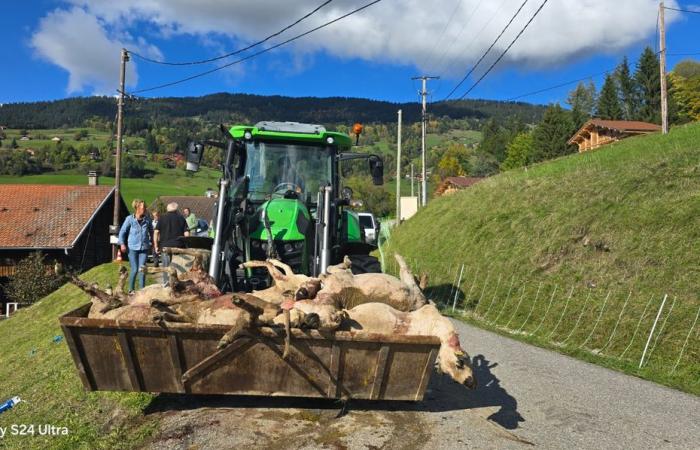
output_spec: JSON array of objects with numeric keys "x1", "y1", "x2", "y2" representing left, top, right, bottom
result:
[{"x1": 186, "y1": 121, "x2": 384, "y2": 293}]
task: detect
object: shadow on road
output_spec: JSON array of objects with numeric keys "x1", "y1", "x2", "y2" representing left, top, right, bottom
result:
[{"x1": 144, "y1": 354, "x2": 523, "y2": 430}]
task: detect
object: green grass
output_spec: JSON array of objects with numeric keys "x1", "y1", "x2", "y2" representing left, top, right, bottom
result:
[
  {"x1": 384, "y1": 122, "x2": 700, "y2": 394},
  {"x1": 426, "y1": 129, "x2": 482, "y2": 147},
  {"x1": 0, "y1": 264, "x2": 158, "y2": 449},
  {"x1": 0, "y1": 165, "x2": 221, "y2": 206},
  {"x1": 4, "y1": 128, "x2": 114, "y2": 150}
]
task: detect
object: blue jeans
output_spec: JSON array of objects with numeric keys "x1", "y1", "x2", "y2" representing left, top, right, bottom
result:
[
  {"x1": 127, "y1": 249, "x2": 149, "y2": 292},
  {"x1": 161, "y1": 252, "x2": 172, "y2": 286}
]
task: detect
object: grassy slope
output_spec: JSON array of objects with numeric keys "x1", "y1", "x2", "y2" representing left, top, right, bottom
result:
[
  {"x1": 384, "y1": 122, "x2": 700, "y2": 394},
  {"x1": 0, "y1": 264, "x2": 157, "y2": 449},
  {"x1": 0, "y1": 165, "x2": 221, "y2": 206}
]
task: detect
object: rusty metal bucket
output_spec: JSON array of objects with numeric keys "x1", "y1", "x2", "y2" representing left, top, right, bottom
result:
[{"x1": 59, "y1": 303, "x2": 440, "y2": 401}]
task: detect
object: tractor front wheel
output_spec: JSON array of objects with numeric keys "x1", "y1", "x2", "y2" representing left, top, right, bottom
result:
[{"x1": 348, "y1": 254, "x2": 382, "y2": 274}]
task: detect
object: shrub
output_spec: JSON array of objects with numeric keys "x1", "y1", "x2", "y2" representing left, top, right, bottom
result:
[{"x1": 6, "y1": 252, "x2": 62, "y2": 305}]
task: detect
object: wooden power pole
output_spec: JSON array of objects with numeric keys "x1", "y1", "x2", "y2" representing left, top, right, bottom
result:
[
  {"x1": 396, "y1": 109, "x2": 402, "y2": 223},
  {"x1": 113, "y1": 48, "x2": 129, "y2": 255},
  {"x1": 659, "y1": 1, "x2": 669, "y2": 134}
]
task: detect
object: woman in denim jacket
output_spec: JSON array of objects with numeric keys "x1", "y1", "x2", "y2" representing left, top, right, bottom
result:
[{"x1": 118, "y1": 199, "x2": 153, "y2": 293}]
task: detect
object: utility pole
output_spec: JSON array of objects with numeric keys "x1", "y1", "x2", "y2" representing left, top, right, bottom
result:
[
  {"x1": 412, "y1": 75, "x2": 439, "y2": 207},
  {"x1": 113, "y1": 48, "x2": 128, "y2": 256},
  {"x1": 659, "y1": 2, "x2": 669, "y2": 134},
  {"x1": 396, "y1": 109, "x2": 402, "y2": 223},
  {"x1": 410, "y1": 163, "x2": 414, "y2": 197}
]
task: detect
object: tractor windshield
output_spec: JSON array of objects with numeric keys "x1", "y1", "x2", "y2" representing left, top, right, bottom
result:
[{"x1": 245, "y1": 141, "x2": 332, "y2": 202}]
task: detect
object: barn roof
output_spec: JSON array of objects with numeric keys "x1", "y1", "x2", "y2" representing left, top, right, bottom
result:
[
  {"x1": 150, "y1": 196, "x2": 217, "y2": 223},
  {"x1": 0, "y1": 185, "x2": 118, "y2": 249}
]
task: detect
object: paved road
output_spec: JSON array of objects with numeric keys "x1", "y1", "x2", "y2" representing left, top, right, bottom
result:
[{"x1": 145, "y1": 321, "x2": 700, "y2": 449}]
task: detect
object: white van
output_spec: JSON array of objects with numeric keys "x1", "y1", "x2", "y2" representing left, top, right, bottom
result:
[{"x1": 357, "y1": 212, "x2": 380, "y2": 245}]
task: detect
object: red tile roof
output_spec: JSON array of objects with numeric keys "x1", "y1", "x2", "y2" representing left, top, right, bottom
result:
[{"x1": 0, "y1": 185, "x2": 115, "y2": 249}]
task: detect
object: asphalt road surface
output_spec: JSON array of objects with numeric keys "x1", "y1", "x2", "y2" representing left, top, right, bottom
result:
[{"x1": 144, "y1": 320, "x2": 700, "y2": 449}]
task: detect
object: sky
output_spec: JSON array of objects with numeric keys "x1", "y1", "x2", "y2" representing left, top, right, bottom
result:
[{"x1": 1, "y1": 0, "x2": 700, "y2": 106}]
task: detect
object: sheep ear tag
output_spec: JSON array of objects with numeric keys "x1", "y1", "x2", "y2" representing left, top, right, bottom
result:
[{"x1": 454, "y1": 350, "x2": 465, "y2": 357}]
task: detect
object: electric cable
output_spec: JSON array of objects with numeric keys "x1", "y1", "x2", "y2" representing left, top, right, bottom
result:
[
  {"x1": 129, "y1": 0, "x2": 334, "y2": 66},
  {"x1": 443, "y1": 0, "x2": 530, "y2": 100},
  {"x1": 456, "y1": 0, "x2": 550, "y2": 100},
  {"x1": 129, "y1": 0, "x2": 383, "y2": 95}
]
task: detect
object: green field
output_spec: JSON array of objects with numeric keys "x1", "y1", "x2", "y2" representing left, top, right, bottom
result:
[
  {"x1": 426, "y1": 129, "x2": 482, "y2": 148},
  {"x1": 0, "y1": 165, "x2": 221, "y2": 206},
  {"x1": 384, "y1": 122, "x2": 700, "y2": 394},
  {"x1": 0, "y1": 264, "x2": 158, "y2": 449}
]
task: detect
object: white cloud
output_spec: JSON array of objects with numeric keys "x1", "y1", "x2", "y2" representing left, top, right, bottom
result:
[{"x1": 34, "y1": 0, "x2": 680, "y2": 93}]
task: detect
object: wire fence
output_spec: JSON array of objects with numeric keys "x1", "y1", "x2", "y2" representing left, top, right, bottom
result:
[{"x1": 388, "y1": 261, "x2": 699, "y2": 380}]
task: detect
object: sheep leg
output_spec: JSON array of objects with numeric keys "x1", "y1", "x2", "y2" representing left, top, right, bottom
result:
[
  {"x1": 395, "y1": 254, "x2": 420, "y2": 291},
  {"x1": 141, "y1": 265, "x2": 179, "y2": 288},
  {"x1": 268, "y1": 258, "x2": 295, "y2": 277},
  {"x1": 116, "y1": 265, "x2": 128, "y2": 298},
  {"x1": 69, "y1": 276, "x2": 124, "y2": 310},
  {"x1": 152, "y1": 311, "x2": 190, "y2": 323},
  {"x1": 283, "y1": 309, "x2": 291, "y2": 359},
  {"x1": 217, "y1": 315, "x2": 251, "y2": 349},
  {"x1": 241, "y1": 260, "x2": 289, "y2": 283}
]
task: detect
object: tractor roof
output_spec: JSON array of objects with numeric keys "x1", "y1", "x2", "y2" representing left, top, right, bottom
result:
[{"x1": 228, "y1": 121, "x2": 352, "y2": 147}]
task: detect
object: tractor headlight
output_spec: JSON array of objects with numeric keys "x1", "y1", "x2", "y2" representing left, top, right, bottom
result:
[
  {"x1": 251, "y1": 240, "x2": 260, "y2": 248},
  {"x1": 284, "y1": 243, "x2": 293, "y2": 253},
  {"x1": 326, "y1": 136, "x2": 335, "y2": 144},
  {"x1": 244, "y1": 131, "x2": 253, "y2": 140},
  {"x1": 294, "y1": 241, "x2": 304, "y2": 250},
  {"x1": 261, "y1": 242, "x2": 267, "y2": 251}
]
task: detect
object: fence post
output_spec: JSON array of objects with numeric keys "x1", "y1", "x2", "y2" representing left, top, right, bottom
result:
[
  {"x1": 639, "y1": 294, "x2": 668, "y2": 369},
  {"x1": 451, "y1": 264, "x2": 465, "y2": 313}
]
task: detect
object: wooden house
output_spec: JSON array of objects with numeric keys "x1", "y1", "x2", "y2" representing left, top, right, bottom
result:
[{"x1": 568, "y1": 119, "x2": 661, "y2": 152}]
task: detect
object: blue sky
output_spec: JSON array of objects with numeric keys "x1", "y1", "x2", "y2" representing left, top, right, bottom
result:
[{"x1": 2, "y1": 1, "x2": 699, "y2": 106}]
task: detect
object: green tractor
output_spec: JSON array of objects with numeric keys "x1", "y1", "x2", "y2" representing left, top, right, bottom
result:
[{"x1": 186, "y1": 121, "x2": 384, "y2": 293}]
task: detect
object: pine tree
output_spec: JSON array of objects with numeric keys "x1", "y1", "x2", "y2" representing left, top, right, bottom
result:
[
  {"x1": 531, "y1": 104, "x2": 576, "y2": 163},
  {"x1": 616, "y1": 56, "x2": 637, "y2": 120},
  {"x1": 596, "y1": 74, "x2": 623, "y2": 120},
  {"x1": 567, "y1": 81, "x2": 597, "y2": 128},
  {"x1": 634, "y1": 47, "x2": 661, "y2": 123}
]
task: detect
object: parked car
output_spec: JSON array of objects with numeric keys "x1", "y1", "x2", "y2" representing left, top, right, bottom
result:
[{"x1": 357, "y1": 212, "x2": 380, "y2": 245}]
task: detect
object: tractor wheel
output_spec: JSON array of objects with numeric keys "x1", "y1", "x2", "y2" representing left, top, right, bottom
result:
[{"x1": 348, "y1": 254, "x2": 382, "y2": 274}]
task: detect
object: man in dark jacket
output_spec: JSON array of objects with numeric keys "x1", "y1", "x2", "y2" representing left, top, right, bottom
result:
[{"x1": 154, "y1": 202, "x2": 189, "y2": 286}]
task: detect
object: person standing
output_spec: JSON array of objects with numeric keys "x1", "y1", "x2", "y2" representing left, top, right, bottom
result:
[
  {"x1": 118, "y1": 199, "x2": 152, "y2": 294},
  {"x1": 150, "y1": 209, "x2": 160, "y2": 267},
  {"x1": 154, "y1": 202, "x2": 189, "y2": 286},
  {"x1": 183, "y1": 207, "x2": 198, "y2": 234}
]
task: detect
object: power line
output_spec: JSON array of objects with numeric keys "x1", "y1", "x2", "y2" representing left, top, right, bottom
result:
[
  {"x1": 505, "y1": 68, "x2": 614, "y2": 102},
  {"x1": 443, "y1": 0, "x2": 530, "y2": 100},
  {"x1": 457, "y1": 0, "x2": 550, "y2": 100},
  {"x1": 663, "y1": 6, "x2": 700, "y2": 14},
  {"x1": 430, "y1": 0, "x2": 485, "y2": 77},
  {"x1": 421, "y1": 0, "x2": 465, "y2": 70},
  {"x1": 129, "y1": 0, "x2": 334, "y2": 66},
  {"x1": 130, "y1": 0, "x2": 383, "y2": 94}
]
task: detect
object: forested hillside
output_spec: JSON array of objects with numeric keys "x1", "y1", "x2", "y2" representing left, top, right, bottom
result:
[{"x1": 0, "y1": 93, "x2": 545, "y2": 129}]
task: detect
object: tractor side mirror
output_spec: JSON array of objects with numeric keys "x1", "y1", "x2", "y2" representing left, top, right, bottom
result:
[
  {"x1": 186, "y1": 141, "x2": 205, "y2": 172},
  {"x1": 369, "y1": 157, "x2": 384, "y2": 185}
]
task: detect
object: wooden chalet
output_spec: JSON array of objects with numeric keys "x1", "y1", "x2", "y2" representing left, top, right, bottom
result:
[
  {"x1": 568, "y1": 119, "x2": 661, "y2": 152},
  {"x1": 0, "y1": 184, "x2": 128, "y2": 282},
  {"x1": 435, "y1": 177, "x2": 483, "y2": 197}
]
